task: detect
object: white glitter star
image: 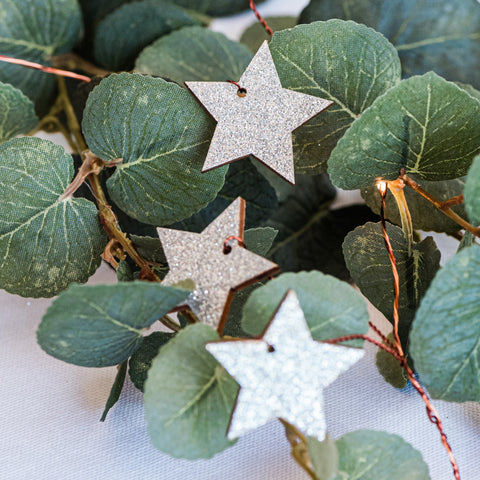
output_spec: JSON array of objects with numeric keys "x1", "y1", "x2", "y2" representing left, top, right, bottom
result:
[
  {"x1": 186, "y1": 41, "x2": 333, "y2": 184},
  {"x1": 206, "y1": 290, "x2": 364, "y2": 440}
]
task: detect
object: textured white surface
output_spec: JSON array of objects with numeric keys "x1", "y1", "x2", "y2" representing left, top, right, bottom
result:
[{"x1": 1, "y1": 1, "x2": 480, "y2": 479}]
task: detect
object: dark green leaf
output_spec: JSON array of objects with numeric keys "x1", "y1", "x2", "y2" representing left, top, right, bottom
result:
[
  {"x1": 240, "y1": 17, "x2": 298, "y2": 52},
  {"x1": 144, "y1": 323, "x2": 238, "y2": 459},
  {"x1": 171, "y1": 0, "x2": 265, "y2": 17},
  {"x1": 244, "y1": 227, "x2": 278, "y2": 257},
  {"x1": 300, "y1": 0, "x2": 480, "y2": 89},
  {"x1": 129, "y1": 332, "x2": 174, "y2": 391},
  {"x1": 0, "y1": 137, "x2": 107, "y2": 297},
  {"x1": 329, "y1": 430, "x2": 430, "y2": 479},
  {"x1": 37, "y1": 282, "x2": 190, "y2": 367},
  {"x1": 116, "y1": 260, "x2": 135, "y2": 281},
  {"x1": 95, "y1": 1, "x2": 203, "y2": 71},
  {"x1": 329, "y1": 73, "x2": 480, "y2": 189},
  {"x1": 410, "y1": 244, "x2": 480, "y2": 401},
  {"x1": 465, "y1": 154, "x2": 480, "y2": 225},
  {"x1": 82, "y1": 73, "x2": 226, "y2": 225},
  {"x1": 0, "y1": 0, "x2": 82, "y2": 114},
  {"x1": 241, "y1": 271, "x2": 369, "y2": 346},
  {"x1": 270, "y1": 20, "x2": 401, "y2": 173},
  {"x1": 0, "y1": 82, "x2": 38, "y2": 143},
  {"x1": 100, "y1": 361, "x2": 128, "y2": 421},
  {"x1": 362, "y1": 177, "x2": 468, "y2": 234},
  {"x1": 343, "y1": 222, "x2": 440, "y2": 348},
  {"x1": 135, "y1": 26, "x2": 253, "y2": 84},
  {"x1": 376, "y1": 333, "x2": 408, "y2": 389},
  {"x1": 131, "y1": 235, "x2": 166, "y2": 264}
]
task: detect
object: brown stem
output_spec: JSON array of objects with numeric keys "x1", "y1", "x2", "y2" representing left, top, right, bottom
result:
[
  {"x1": 402, "y1": 174, "x2": 480, "y2": 237},
  {"x1": 159, "y1": 315, "x2": 180, "y2": 332},
  {"x1": 51, "y1": 53, "x2": 110, "y2": 78}
]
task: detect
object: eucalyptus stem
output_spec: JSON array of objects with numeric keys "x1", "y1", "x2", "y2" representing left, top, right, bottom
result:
[
  {"x1": 52, "y1": 52, "x2": 110, "y2": 77},
  {"x1": 387, "y1": 179, "x2": 414, "y2": 256},
  {"x1": 159, "y1": 315, "x2": 180, "y2": 332}
]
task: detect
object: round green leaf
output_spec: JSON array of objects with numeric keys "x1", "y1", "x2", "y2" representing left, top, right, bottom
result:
[
  {"x1": 0, "y1": 137, "x2": 107, "y2": 298},
  {"x1": 0, "y1": 0, "x2": 82, "y2": 113},
  {"x1": 82, "y1": 73, "x2": 226, "y2": 226},
  {"x1": 300, "y1": 0, "x2": 480, "y2": 90},
  {"x1": 95, "y1": 1, "x2": 203, "y2": 71},
  {"x1": 241, "y1": 271, "x2": 369, "y2": 346},
  {"x1": 240, "y1": 17, "x2": 298, "y2": 52},
  {"x1": 0, "y1": 81, "x2": 38, "y2": 144},
  {"x1": 410, "y1": 244, "x2": 480, "y2": 401},
  {"x1": 171, "y1": 0, "x2": 265, "y2": 17},
  {"x1": 144, "y1": 323, "x2": 239, "y2": 459},
  {"x1": 329, "y1": 72, "x2": 480, "y2": 189},
  {"x1": 332, "y1": 430, "x2": 430, "y2": 480},
  {"x1": 269, "y1": 20, "x2": 401, "y2": 174},
  {"x1": 135, "y1": 26, "x2": 253, "y2": 84},
  {"x1": 37, "y1": 282, "x2": 189, "y2": 367},
  {"x1": 465, "y1": 154, "x2": 480, "y2": 225}
]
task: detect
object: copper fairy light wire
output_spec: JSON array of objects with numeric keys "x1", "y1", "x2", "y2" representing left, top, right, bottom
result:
[{"x1": 249, "y1": 0, "x2": 274, "y2": 37}]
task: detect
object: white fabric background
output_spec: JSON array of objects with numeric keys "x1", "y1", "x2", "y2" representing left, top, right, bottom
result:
[{"x1": 1, "y1": 1, "x2": 479, "y2": 479}]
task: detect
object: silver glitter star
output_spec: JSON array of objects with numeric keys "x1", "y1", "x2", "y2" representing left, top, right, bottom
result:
[
  {"x1": 157, "y1": 197, "x2": 279, "y2": 331},
  {"x1": 186, "y1": 41, "x2": 333, "y2": 184},
  {"x1": 206, "y1": 290, "x2": 364, "y2": 440}
]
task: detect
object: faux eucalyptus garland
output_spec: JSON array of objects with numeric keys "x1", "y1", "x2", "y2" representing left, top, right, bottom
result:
[{"x1": 1, "y1": 1, "x2": 480, "y2": 479}]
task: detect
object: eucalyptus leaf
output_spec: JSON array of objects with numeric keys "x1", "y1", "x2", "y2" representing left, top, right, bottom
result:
[
  {"x1": 129, "y1": 332, "x2": 175, "y2": 391},
  {"x1": 0, "y1": 0, "x2": 82, "y2": 114},
  {"x1": 362, "y1": 177, "x2": 467, "y2": 234},
  {"x1": 241, "y1": 271, "x2": 369, "y2": 346},
  {"x1": 329, "y1": 73, "x2": 480, "y2": 189},
  {"x1": 327, "y1": 430, "x2": 430, "y2": 479},
  {"x1": 410, "y1": 244, "x2": 480, "y2": 401},
  {"x1": 465, "y1": 155, "x2": 480, "y2": 225},
  {"x1": 244, "y1": 227, "x2": 278, "y2": 257},
  {"x1": 82, "y1": 73, "x2": 227, "y2": 225},
  {"x1": 37, "y1": 282, "x2": 190, "y2": 367},
  {"x1": 300, "y1": 0, "x2": 480, "y2": 89},
  {"x1": 144, "y1": 323, "x2": 238, "y2": 459},
  {"x1": 172, "y1": 0, "x2": 265, "y2": 17},
  {"x1": 269, "y1": 20, "x2": 401, "y2": 173},
  {"x1": 131, "y1": 235, "x2": 166, "y2": 265},
  {"x1": 307, "y1": 435, "x2": 339, "y2": 480},
  {"x1": 135, "y1": 26, "x2": 253, "y2": 84},
  {"x1": 0, "y1": 137, "x2": 106, "y2": 297},
  {"x1": 95, "y1": 1, "x2": 203, "y2": 71},
  {"x1": 240, "y1": 17, "x2": 298, "y2": 52},
  {"x1": 101, "y1": 360, "x2": 128, "y2": 421},
  {"x1": 0, "y1": 82, "x2": 38, "y2": 143},
  {"x1": 376, "y1": 333, "x2": 408, "y2": 389},
  {"x1": 343, "y1": 222, "x2": 440, "y2": 348}
]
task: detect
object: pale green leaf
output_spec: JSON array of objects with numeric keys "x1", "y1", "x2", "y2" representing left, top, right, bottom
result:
[
  {"x1": 329, "y1": 73, "x2": 480, "y2": 189},
  {"x1": 144, "y1": 323, "x2": 238, "y2": 459},
  {"x1": 270, "y1": 20, "x2": 401, "y2": 173},
  {"x1": 37, "y1": 281, "x2": 189, "y2": 367},
  {"x1": 465, "y1": 155, "x2": 480, "y2": 225},
  {"x1": 0, "y1": 137, "x2": 107, "y2": 297},
  {"x1": 410, "y1": 244, "x2": 480, "y2": 401},
  {"x1": 307, "y1": 435, "x2": 339, "y2": 480},
  {"x1": 82, "y1": 73, "x2": 226, "y2": 225}
]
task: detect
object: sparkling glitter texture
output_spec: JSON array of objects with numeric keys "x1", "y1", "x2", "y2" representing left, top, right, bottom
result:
[
  {"x1": 157, "y1": 197, "x2": 278, "y2": 331},
  {"x1": 206, "y1": 290, "x2": 365, "y2": 441},
  {"x1": 186, "y1": 41, "x2": 333, "y2": 184}
]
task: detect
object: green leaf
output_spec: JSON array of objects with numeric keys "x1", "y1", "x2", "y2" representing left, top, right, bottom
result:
[
  {"x1": 410, "y1": 244, "x2": 480, "y2": 401},
  {"x1": 343, "y1": 222, "x2": 440, "y2": 348},
  {"x1": 129, "y1": 331, "x2": 174, "y2": 391},
  {"x1": 131, "y1": 235, "x2": 166, "y2": 264},
  {"x1": 82, "y1": 73, "x2": 226, "y2": 225},
  {"x1": 330, "y1": 430, "x2": 430, "y2": 479},
  {"x1": 116, "y1": 259, "x2": 135, "y2": 281},
  {"x1": 37, "y1": 282, "x2": 190, "y2": 367},
  {"x1": 0, "y1": 0, "x2": 82, "y2": 114},
  {"x1": 376, "y1": 333, "x2": 408, "y2": 389},
  {"x1": 135, "y1": 26, "x2": 253, "y2": 84},
  {"x1": 144, "y1": 323, "x2": 239, "y2": 459},
  {"x1": 269, "y1": 20, "x2": 401, "y2": 174},
  {"x1": 362, "y1": 177, "x2": 468, "y2": 234},
  {"x1": 0, "y1": 137, "x2": 107, "y2": 297},
  {"x1": 95, "y1": 1, "x2": 203, "y2": 71},
  {"x1": 244, "y1": 227, "x2": 278, "y2": 257},
  {"x1": 329, "y1": 72, "x2": 480, "y2": 189},
  {"x1": 307, "y1": 435, "x2": 339, "y2": 480},
  {"x1": 300, "y1": 0, "x2": 480, "y2": 90},
  {"x1": 100, "y1": 360, "x2": 128, "y2": 421},
  {"x1": 241, "y1": 271, "x2": 369, "y2": 346},
  {"x1": 0, "y1": 82, "x2": 38, "y2": 143},
  {"x1": 240, "y1": 17, "x2": 298, "y2": 52},
  {"x1": 171, "y1": 0, "x2": 265, "y2": 17},
  {"x1": 465, "y1": 155, "x2": 480, "y2": 225},
  {"x1": 171, "y1": 158, "x2": 278, "y2": 232}
]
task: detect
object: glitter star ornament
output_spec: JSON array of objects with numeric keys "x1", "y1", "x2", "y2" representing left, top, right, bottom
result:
[
  {"x1": 157, "y1": 197, "x2": 278, "y2": 331},
  {"x1": 186, "y1": 41, "x2": 333, "y2": 184},
  {"x1": 206, "y1": 290, "x2": 365, "y2": 440}
]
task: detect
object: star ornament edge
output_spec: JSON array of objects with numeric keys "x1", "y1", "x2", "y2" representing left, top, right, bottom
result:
[
  {"x1": 185, "y1": 41, "x2": 334, "y2": 185},
  {"x1": 206, "y1": 289, "x2": 365, "y2": 441}
]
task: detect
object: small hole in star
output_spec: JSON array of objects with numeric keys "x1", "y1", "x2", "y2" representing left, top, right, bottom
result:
[
  {"x1": 223, "y1": 245, "x2": 232, "y2": 255},
  {"x1": 267, "y1": 344, "x2": 275, "y2": 353},
  {"x1": 237, "y1": 88, "x2": 247, "y2": 97}
]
